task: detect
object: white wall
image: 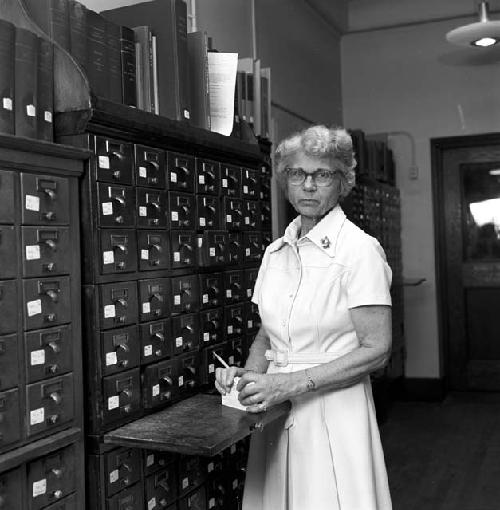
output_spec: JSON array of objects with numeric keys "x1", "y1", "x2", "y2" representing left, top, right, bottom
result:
[{"x1": 342, "y1": 18, "x2": 500, "y2": 378}]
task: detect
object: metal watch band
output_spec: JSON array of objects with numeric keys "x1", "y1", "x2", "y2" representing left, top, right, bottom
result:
[{"x1": 305, "y1": 369, "x2": 316, "y2": 391}]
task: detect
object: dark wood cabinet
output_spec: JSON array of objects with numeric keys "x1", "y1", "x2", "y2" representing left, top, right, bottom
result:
[{"x1": 0, "y1": 135, "x2": 87, "y2": 509}]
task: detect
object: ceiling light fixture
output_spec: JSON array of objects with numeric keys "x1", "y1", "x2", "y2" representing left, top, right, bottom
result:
[{"x1": 446, "y1": 1, "x2": 500, "y2": 47}]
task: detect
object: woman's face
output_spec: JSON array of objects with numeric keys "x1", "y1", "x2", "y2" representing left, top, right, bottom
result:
[{"x1": 286, "y1": 153, "x2": 341, "y2": 219}]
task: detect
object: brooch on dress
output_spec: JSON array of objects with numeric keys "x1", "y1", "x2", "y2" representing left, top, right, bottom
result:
[{"x1": 320, "y1": 236, "x2": 331, "y2": 249}]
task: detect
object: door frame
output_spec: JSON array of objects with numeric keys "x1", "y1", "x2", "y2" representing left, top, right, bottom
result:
[{"x1": 431, "y1": 132, "x2": 500, "y2": 390}]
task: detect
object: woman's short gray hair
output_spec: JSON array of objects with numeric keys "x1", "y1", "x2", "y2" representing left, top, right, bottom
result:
[{"x1": 274, "y1": 125, "x2": 357, "y2": 198}]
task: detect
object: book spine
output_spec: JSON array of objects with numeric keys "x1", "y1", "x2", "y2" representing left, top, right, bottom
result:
[
  {"x1": 173, "y1": 0, "x2": 190, "y2": 121},
  {"x1": 50, "y1": 0, "x2": 71, "y2": 51},
  {"x1": 187, "y1": 31, "x2": 210, "y2": 130},
  {"x1": 0, "y1": 20, "x2": 15, "y2": 135},
  {"x1": 86, "y1": 10, "x2": 108, "y2": 98},
  {"x1": 260, "y1": 75, "x2": 268, "y2": 139},
  {"x1": 37, "y1": 38, "x2": 54, "y2": 141},
  {"x1": 132, "y1": 27, "x2": 153, "y2": 113},
  {"x1": 69, "y1": 0, "x2": 87, "y2": 73},
  {"x1": 105, "y1": 20, "x2": 123, "y2": 104},
  {"x1": 15, "y1": 28, "x2": 39, "y2": 139},
  {"x1": 134, "y1": 41, "x2": 144, "y2": 110},
  {"x1": 237, "y1": 71, "x2": 245, "y2": 122},
  {"x1": 253, "y1": 59, "x2": 261, "y2": 136},
  {"x1": 152, "y1": 35, "x2": 160, "y2": 115},
  {"x1": 246, "y1": 71, "x2": 254, "y2": 129},
  {"x1": 120, "y1": 26, "x2": 137, "y2": 108}
]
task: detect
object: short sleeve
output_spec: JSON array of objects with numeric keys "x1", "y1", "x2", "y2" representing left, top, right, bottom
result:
[
  {"x1": 251, "y1": 248, "x2": 270, "y2": 306},
  {"x1": 346, "y1": 237, "x2": 392, "y2": 308}
]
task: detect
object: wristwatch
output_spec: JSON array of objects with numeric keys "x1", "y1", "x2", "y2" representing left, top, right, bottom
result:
[{"x1": 305, "y1": 369, "x2": 316, "y2": 392}]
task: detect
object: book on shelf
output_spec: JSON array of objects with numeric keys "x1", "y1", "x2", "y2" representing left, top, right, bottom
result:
[
  {"x1": 68, "y1": 0, "x2": 87, "y2": 73},
  {"x1": 86, "y1": 9, "x2": 107, "y2": 98},
  {"x1": 151, "y1": 34, "x2": 159, "y2": 115},
  {"x1": 119, "y1": 26, "x2": 137, "y2": 108},
  {"x1": 101, "y1": 0, "x2": 191, "y2": 122},
  {"x1": 0, "y1": 19, "x2": 15, "y2": 135},
  {"x1": 15, "y1": 27, "x2": 38, "y2": 139},
  {"x1": 23, "y1": 0, "x2": 71, "y2": 51},
  {"x1": 238, "y1": 57, "x2": 257, "y2": 129},
  {"x1": 252, "y1": 58, "x2": 261, "y2": 136},
  {"x1": 132, "y1": 26, "x2": 156, "y2": 113},
  {"x1": 37, "y1": 38, "x2": 54, "y2": 142},
  {"x1": 187, "y1": 30, "x2": 210, "y2": 130},
  {"x1": 105, "y1": 19, "x2": 123, "y2": 104},
  {"x1": 134, "y1": 39, "x2": 144, "y2": 110},
  {"x1": 236, "y1": 70, "x2": 246, "y2": 122},
  {"x1": 260, "y1": 67, "x2": 271, "y2": 140}
]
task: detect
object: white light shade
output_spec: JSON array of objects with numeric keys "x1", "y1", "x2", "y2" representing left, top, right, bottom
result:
[{"x1": 446, "y1": 2, "x2": 500, "y2": 47}]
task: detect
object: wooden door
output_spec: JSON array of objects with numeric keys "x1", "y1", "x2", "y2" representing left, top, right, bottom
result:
[{"x1": 433, "y1": 134, "x2": 500, "y2": 390}]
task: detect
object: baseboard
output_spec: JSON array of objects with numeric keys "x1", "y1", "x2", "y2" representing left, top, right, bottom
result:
[{"x1": 401, "y1": 377, "x2": 446, "y2": 401}]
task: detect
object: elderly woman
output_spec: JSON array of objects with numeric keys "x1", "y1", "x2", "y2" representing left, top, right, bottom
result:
[{"x1": 215, "y1": 125, "x2": 393, "y2": 510}]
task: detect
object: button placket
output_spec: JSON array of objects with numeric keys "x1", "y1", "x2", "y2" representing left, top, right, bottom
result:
[{"x1": 286, "y1": 244, "x2": 302, "y2": 347}]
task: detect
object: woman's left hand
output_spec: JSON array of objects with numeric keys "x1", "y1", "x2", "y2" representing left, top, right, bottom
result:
[{"x1": 236, "y1": 371, "x2": 292, "y2": 413}]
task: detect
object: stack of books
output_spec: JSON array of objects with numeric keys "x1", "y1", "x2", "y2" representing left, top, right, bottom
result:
[
  {"x1": 235, "y1": 57, "x2": 272, "y2": 140},
  {"x1": 3, "y1": 0, "x2": 273, "y2": 140},
  {"x1": 0, "y1": 18, "x2": 54, "y2": 141}
]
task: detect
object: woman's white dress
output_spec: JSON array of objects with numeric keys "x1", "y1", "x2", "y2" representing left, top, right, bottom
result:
[{"x1": 242, "y1": 205, "x2": 393, "y2": 510}]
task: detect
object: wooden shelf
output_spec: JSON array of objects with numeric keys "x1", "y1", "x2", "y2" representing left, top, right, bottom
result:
[
  {"x1": 55, "y1": 96, "x2": 264, "y2": 167},
  {"x1": 103, "y1": 393, "x2": 290, "y2": 457}
]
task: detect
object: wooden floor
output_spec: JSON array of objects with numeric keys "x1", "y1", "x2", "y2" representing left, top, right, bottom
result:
[{"x1": 380, "y1": 392, "x2": 500, "y2": 510}]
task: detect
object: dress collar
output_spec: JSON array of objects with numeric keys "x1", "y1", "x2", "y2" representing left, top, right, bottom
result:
[{"x1": 269, "y1": 205, "x2": 347, "y2": 257}]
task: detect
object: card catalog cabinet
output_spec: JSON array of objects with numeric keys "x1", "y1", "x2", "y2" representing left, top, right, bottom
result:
[
  {"x1": 57, "y1": 97, "x2": 272, "y2": 510},
  {"x1": 0, "y1": 135, "x2": 86, "y2": 509}
]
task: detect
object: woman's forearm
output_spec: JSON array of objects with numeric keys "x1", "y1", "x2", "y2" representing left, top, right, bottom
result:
[
  {"x1": 287, "y1": 306, "x2": 392, "y2": 397},
  {"x1": 244, "y1": 326, "x2": 271, "y2": 373}
]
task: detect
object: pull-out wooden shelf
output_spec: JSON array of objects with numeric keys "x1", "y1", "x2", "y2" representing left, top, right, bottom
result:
[{"x1": 104, "y1": 394, "x2": 290, "y2": 456}]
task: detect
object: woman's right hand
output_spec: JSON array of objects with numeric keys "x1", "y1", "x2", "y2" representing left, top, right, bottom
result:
[{"x1": 215, "y1": 366, "x2": 248, "y2": 395}]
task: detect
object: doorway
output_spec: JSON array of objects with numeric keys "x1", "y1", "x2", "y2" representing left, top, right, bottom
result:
[{"x1": 432, "y1": 133, "x2": 500, "y2": 391}]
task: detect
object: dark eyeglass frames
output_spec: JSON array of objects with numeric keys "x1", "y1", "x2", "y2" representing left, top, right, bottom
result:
[{"x1": 285, "y1": 167, "x2": 338, "y2": 187}]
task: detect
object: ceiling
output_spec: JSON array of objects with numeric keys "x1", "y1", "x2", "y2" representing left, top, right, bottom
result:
[{"x1": 305, "y1": 0, "x2": 500, "y2": 34}]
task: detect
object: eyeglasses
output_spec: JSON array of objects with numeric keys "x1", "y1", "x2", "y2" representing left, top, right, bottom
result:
[{"x1": 285, "y1": 167, "x2": 338, "y2": 187}]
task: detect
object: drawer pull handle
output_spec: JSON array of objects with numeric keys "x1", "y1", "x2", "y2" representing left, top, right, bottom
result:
[
  {"x1": 45, "y1": 289, "x2": 59, "y2": 302},
  {"x1": 48, "y1": 341, "x2": 60, "y2": 353},
  {"x1": 43, "y1": 188, "x2": 56, "y2": 200},
  {"x1": 43, "y1": 211, "x2": 56, "y2": 221},
  {"x1": 51, "y1": 468, "x2": 63, "y2": 478},
  {"x1": 110, "y1": 150, "x2": 124, "y2": 161},
  {"x1": 43, "y1": 239, "x2": 57, "y2": 250},
  {"x1": 114, "y1": 298, "x2": 127, "y2": 307},
  {"x1": 153, "y1": 332, "x2": 164, "y2": 342},
  {"x1": 113, "y1": 195, "x2": 125, "y2": 205},
  {"x1": 52, "y1": 489, "x2": 63, "y2": 499},
  {"x1": 161, "y1": 375, "x2": 173, "y2": 386},
  {"x1": 47, "y1": 364, "x2": 59, "y2": 375},
  {"x1": 120, "y1": 389, "x2": 132, "y2": 399},
  {"x1": 113, "y1": 243, "x2": 127, "y2": 253},
  {"x1": 49, "y1": 392, "x2": 62, "y2": 404}
]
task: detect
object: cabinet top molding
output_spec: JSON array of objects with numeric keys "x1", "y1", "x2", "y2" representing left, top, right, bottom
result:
[{"x1": 55, "y1": 96, "x2": 266, "y2": 166}]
